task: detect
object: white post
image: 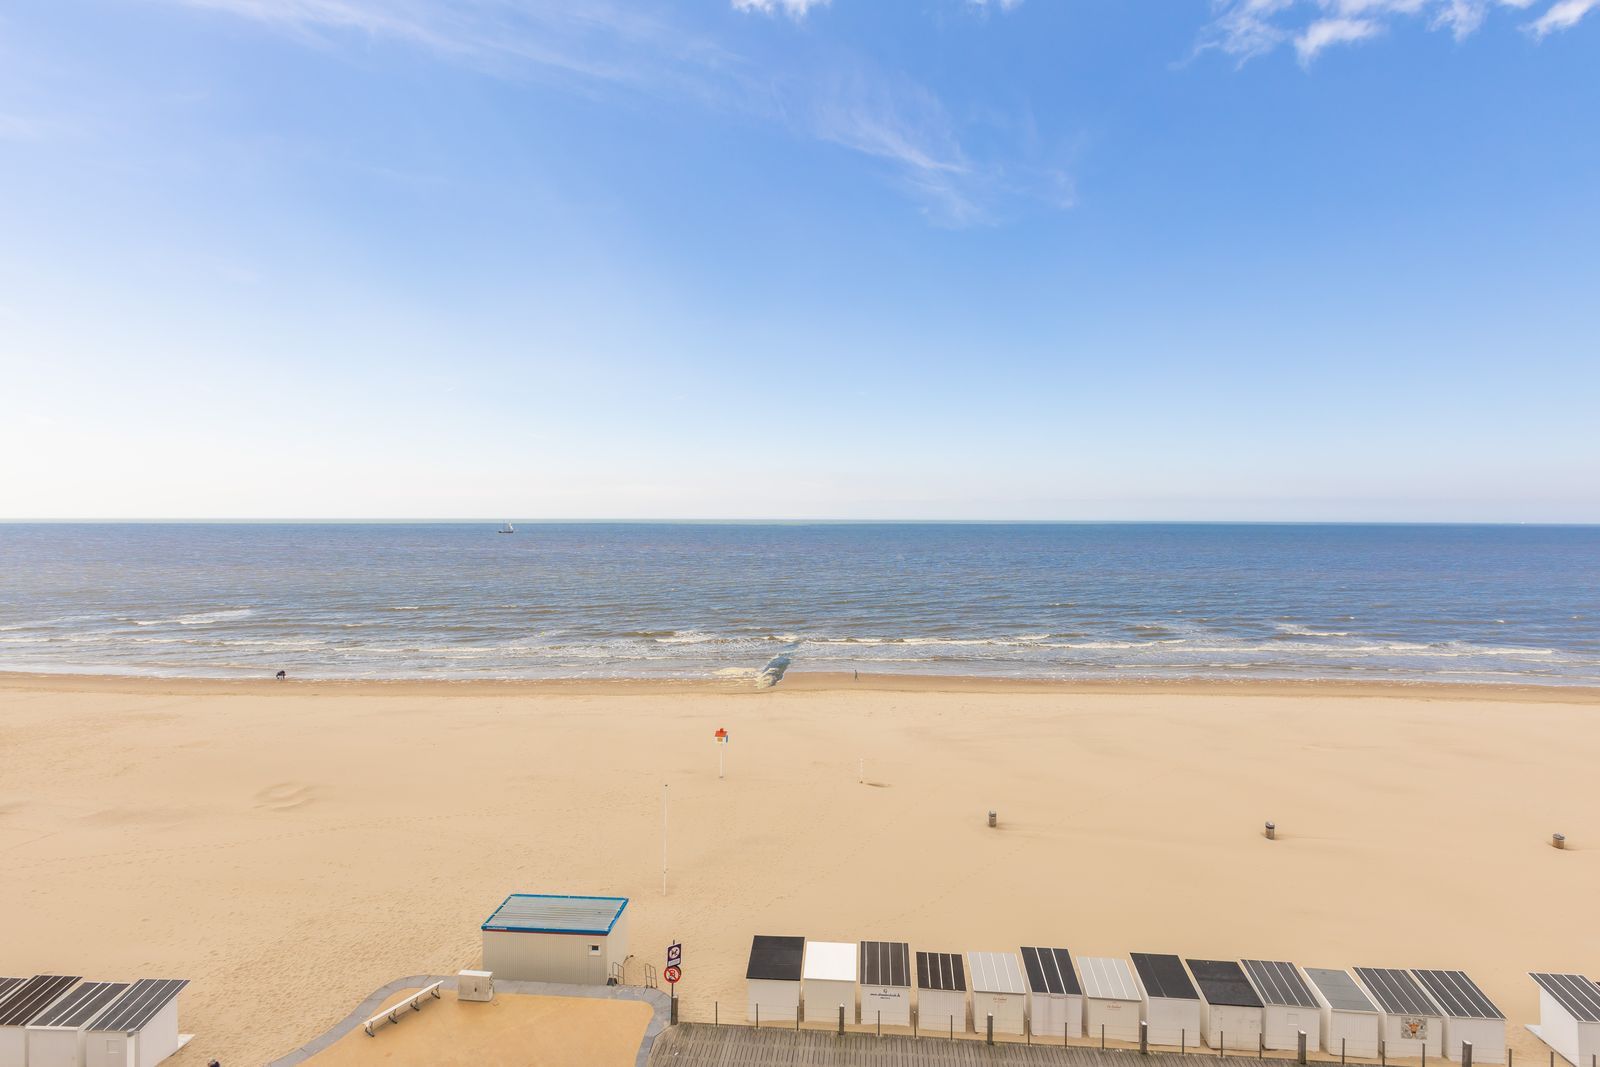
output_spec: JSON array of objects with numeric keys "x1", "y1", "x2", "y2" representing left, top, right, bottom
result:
[
  {"x1": 661, "y1": 783, "x2": 668, "y2": 896},
  {"x1": 858, "y1": 757, "x2": 864, "y2": 783},
  {"x1": 719, "y1": 743, "x2": 725, "y2": 780}
]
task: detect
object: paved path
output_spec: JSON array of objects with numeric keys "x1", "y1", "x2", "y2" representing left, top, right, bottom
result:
[
  {"x1": 649, "y1": 1024, "x2": 1298, "y2": 1067},
  {"x1": 266, "y1": 974, "x2": 672, "y2": 1067}
]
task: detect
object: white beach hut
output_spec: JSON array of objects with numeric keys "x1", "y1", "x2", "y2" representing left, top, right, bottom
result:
[
  {"x1": 801, "y1": 942, "x2": 857, "y2": 1024},
  {"x1": 1528, "y1": 973, "x2": 1600, "y2": 1067},
  {"x1": 84, "y1": 979, "x2": 190, "y2": 1067},
  {"x1": 1187, "y1": 959, "x2": 1264, "y2": 1051},
  {"x1": 479, "y1": 893, "x2": 629, "y2": 985},
  {"x1": 1306, "y1": 967, "x2": 1381, "y2": 1057},
  {"x1": 1413, "y1": 970, "x2": 1507, "y2": 1063},
  {"x1": 1131, "y1": 953, "x2": 1204, "y2": 1048},
  {"x1": 1355, "y1": 967, "x2": 1444, "y2": 1059},
  {"x1": 25, "y1": 982, "x2": 129, "y2": 1067},
  {"x1": 1243, "y1": 960, "x2": 1325, "y2": 1052},
  {"x1": 916, "y1": 952, "x2": 968, "y2": 1035},
  {"x1": 858, "y1": 942, "x2": 912, "y2": 1028},
  {"x1": 1022, "y1": 947, "x2": 1083, "y2": 1040},
  {"x1": 746, "y1": 936, "x2": 805, "y2": 1023},
  {"x1": 0, "y1": 976, "x2": 81, "y2": 1067},
  {"x1": 968, "y1": 953, "x2": 1027, "y2": 1036},
  {"x1": 1080, "y1": 957, "x2": 1143, "y2": 1042}
]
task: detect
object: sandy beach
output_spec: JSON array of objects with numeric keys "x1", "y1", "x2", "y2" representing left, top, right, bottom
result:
[{"x1": 2, "y1": 672, "x2": 1598, "y2": 1065}]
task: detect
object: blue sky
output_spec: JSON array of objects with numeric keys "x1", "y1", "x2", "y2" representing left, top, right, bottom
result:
[{"x1": 1, "y1": 0, "x2": 1596, "y2": 521}]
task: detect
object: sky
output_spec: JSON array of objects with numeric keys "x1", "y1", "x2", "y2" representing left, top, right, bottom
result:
[{"x1": 1, "y1": 0, "x2": 1597, "y2": 522}]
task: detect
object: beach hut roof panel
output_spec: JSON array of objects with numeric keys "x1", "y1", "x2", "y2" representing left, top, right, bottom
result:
[
  {"x1": 1412, "y1": 971, "x2": 1503, "y2": 1021},
  {"x1": 89, "y1": 979, "x2": 188, "y2": 1035},
  {"x1": 90, "y1": 979, "x2": 190, "y2": 1034},
  {"x1": 968, "y1": 953, "x2": 1027, "y2": 995},
  {"x1": 480, "y1": 893, "x2": 628, "y2": 935},
  {"x1": 32, "y1": 982, "x2": 130, "y2": 1030},
  {"x1": 1021, "y1": 948, "x2": 1082, "y2": 996},
  {"x1": 1187, "y1": 959, "x2": 1264, "y2": 1008},
  {"x1": 802, "y1": 942, "x2": 857, "y2": 983},
  {"x1": 860, "y1": 942, "x2": 910, "y2": 988},
  {"x1": 746, "y1": 936, "x2": 805, "y2": 982},
  {"x1": 1354, "y1": 968, "x2": 1440, "y2": 1017},
  {"x1": 916, "y1": 952, "x2": 966, "y2": 992},
  {"x1": 1305, "y1": 969, "x2": 1378, "y2": 1014},
  {"x1": 1529, "y1": 973, "x2": 1600, "y2": 1023},
  {"x1": 0, "y1": 976, "x2": 81, "y2": 1027},
  {"x1": 1242, "y1": 960, "x2": 1319, "y2": 1009},
  {"x1": 0, "y1": 979, "x2": 21, "y2": 1009},
  {"x1": 1131, "y1": 953, "x2": 1201, "y2": 1001},
  {"x1": 1079, "y1": 957, "x2": 1141, "y2": 1001}
]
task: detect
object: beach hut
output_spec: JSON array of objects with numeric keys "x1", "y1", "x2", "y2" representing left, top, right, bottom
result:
[
  {"x1": 0, "y1": 976, "x2": 81, "y2": 1067},
  {"x1": 26, "y1": 982, "x2": 129, "y2": 1067},
  {"x1": 1187, "y1": 959, "x2": 1263, "y2": 1051},
  {"x1": 1243, "y1": 960, "x2": 1324, "y2": 1052},
  {"x1": 84, "y1": 979, "x2": 189, "y2": 1067},
  {"x1": 1021, "y1": 947, "x2": 1083, "y2": 1040},
  {"x1": 916, "y1": 952, "x2": 968, "y2": 1034},
  {"x1": 479, "y1": 893, "x2": 629, "y2": 985},
  {"x1": 859, "y1": 942, "x2": 912, "y2": 1027},
  {"x1": 801, "y1": 942, "x2": 857, "y2": 1024},
  {"x1": 1079, "y1": 957, "x2": 1143, "y2": 1042},
  {"x1": 746, "y1": 936, "x2": 804, "y2": 1023},
  {"x1": 968, "y1": 953, "x2": 1027, "y2": 1036},
  {"x1": 1306, "y1": 967, "x2": 1381, "y2": 1057},
  {"x1": 1131, "y1": 953, "x2": 1203, "y2": 1048},
  {"x1": 1413, "y1": 970, "x2": 1506, "y2": 1063},
  {"x1": 1528, "y1": 973, "x2": 1600, "y2": 1067},
  {"x1": 1355, "y1": 967, "x2": 1444, "y2": 1058}
]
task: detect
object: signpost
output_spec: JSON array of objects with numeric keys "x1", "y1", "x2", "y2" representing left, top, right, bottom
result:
[
  {"x1": 664, "y1": 965, "x2": 682, "y2": 984},
  {"x1": 665, "y1": 942, "x2": 683, "y2": 1017},
  {"x1": 714, "y1": 728, "x2": 730, "y2": 779}
]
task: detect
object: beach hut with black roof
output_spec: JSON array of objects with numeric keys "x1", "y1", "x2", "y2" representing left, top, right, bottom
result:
[
  {"x1": 1528, "y1": 973, "x2": 1600, "y2": 1067},
  {"x1": 1022, "y1": 947, "x2": 1083, "y2": 1039},
  {"x1": 916, "y1": 951, "x2": 968, "y2": 1034},
  {"x1": 1243, "y1": 960, "x2": 1325, "y2": 1052},
  {"x1": 1131, "y1": 953, "x2": 1203, "y2": 1047},
  {"x1": 859, "y1": 942, "x2": 911, "y2": 1027},
  {"x1": 746, "y1": 936, "x2": 804, "y2": 1023},
  {"x1": 1306, "y1": 967, "x2": 1381, "y2": 1057},
  {"x1": 85, "y1": 979, "x2": 189, "y2": 1067},
  {"x1": 0, "y1": 975, "x2": 81, "y2": 1067},
  {"x1": 801, "y1": 941, "x2": 856, "y2": 1024},
  {"x1": 1187, "y1": 959, "x2": 1263, "y2": 1050},
  {"x1": 26, "y1": 981, "x2": 129, "y2": 1067},
  {"x1": 1413, "y1": 970, "x2": 1506, "y2": 1063},
  {"x1": 1355, "y1": 966, "x2": 1444, "y2": 1058},
  {"x1": 1079, "y1": 956, "x2": 1142, "y2": 1041},
  {"x1": 968, "y1": 953, "x2": 1028, "y2": 1036}
]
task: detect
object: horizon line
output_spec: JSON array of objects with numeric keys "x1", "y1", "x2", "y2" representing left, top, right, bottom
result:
[{"x1": 2, "y1": 518, "x2": 1598, "y2": 528}]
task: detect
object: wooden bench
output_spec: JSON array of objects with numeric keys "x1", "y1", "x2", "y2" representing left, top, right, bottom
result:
[{"x1": 363, "y1": 981, "x2": 443, "y2": 1036}]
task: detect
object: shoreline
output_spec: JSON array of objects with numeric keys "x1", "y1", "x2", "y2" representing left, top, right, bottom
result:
[{"x1": 3, "y1": 668, "x2": 1599, "y2": 703}]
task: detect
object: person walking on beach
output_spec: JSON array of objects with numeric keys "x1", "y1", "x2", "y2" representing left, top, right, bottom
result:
[{"x1": 275, "y1": 670, "x2": 286, "y2": 681}]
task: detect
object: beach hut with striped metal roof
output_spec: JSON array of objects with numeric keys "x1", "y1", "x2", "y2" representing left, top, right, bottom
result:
[
  {"x1": 1022, "y1": 948, "x2": 1083, "y2": 1040},
  {"x1": 968, "y1": 953, "x2": 1027, "y2": 1036},
  {"x1": 858, "y1": 942, "x2": 911, "y2": 1027},
  {"x1": 0, "y1": 975, "x2": 80, "y2": 1067},
  {"x1": 85, "y1": 979, "x2": 189, "y2": 1067},
  {"x1": 25, "y1": 982, "x2": 129, "y2": 1067},
  {"x1": 1244, "y1": 960, "x2": 1325, "y2": 1052},
  {"x1": 1355, "y1": 967, "x2": 1444, "y2": 1059},
  {"x1": 1413, "y1": 970, "x2": 1506, "y2": 1063},
  {"x1": 1306, "y1": 968, "x2": 1381, "y2": 1057},
  {"x1": 1079, "y1": 957, "x2": 1142, "y2": 1042},
  {"x1": 1529, "y1": 973, "x2": 1600, "y2": 1067}
]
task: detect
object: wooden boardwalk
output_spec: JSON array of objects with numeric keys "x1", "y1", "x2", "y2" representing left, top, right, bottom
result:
[{"x1": 649, "y1": 1024, "x2": 1281, "y2": 1067}]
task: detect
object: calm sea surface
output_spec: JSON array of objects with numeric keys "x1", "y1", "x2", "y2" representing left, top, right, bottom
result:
[{"x1": 1, "y1": 523, "x2": 1598, "y2": 685}]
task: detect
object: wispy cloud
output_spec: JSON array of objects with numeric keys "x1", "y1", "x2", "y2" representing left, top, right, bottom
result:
[
  {"x1": 158, "y1": 0, "x2": 1070, "y2": 228},
  {"x1": 732, "y1": 0, "x2": 830, "y2": 18},
  {"x1": 1201, "y1": 0, "x2": 1596, "y2": 61}
]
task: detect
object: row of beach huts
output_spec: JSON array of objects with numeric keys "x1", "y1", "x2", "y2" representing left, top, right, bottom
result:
[
  {"x1": 0, "y1": 974, "x2": 188, "y2": 1067},
  {"x1": 745, "y1": 938, "x2": 1600, "y2": 1066}
]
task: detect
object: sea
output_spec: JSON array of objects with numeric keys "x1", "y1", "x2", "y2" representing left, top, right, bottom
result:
[{"x1": 1, "y1": 522, "x2": 1597, "y2": 685}]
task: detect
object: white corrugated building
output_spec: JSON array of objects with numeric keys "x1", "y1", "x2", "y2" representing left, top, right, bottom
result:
[
  {"x1": 1131, "y1": 953, "x2": 1203, "y2": 1048},
  {"x1": 858, "y1": 942, "x2": 912, "y2": 1027},
  {"x1": 1079, "y1": 957, "x2": 1142, "y2": 1042},
  {"x1": 25, "y1": 981, "x2": 129, "y2": 1067},
  {"x1": 1243, "y1": 960, "x2": 1325, "y2": 1052},
  {"x1": 85, "y1": 979, "x2": 190, "y2": 1067},
  {"x1": 968, "y1": 953, "x2": 1027, "y2": 1036},
  {"x1": 1021, "y1": 947, "x2": 1083, "y2": 1040},
  {"x1": 480, "y1": 893, "x2": 629, "y2": 985},
  {"x1": 801, "y1": 942, "x2": 857, "y2": 1024},
  {"x1": 916, "y1": 952, "x2": 968, "y2": 1034},
  {"x1": 1355, "y1": 967, "x2": 1443, "y2": 1059},
  {"x1": 746, "y1": 935, "x2": 805, "y2": 1023},
  {"x1": 1529, "y1": 973, "x2": 1600, "y2": 1067},
  {"x1": 1413, "y1": 970, "x2": 1507, "y2": 1064},
  {"x1": 0, "y1": 975, "x2": 80, "y2": 1067},
  {"x1": 1306, "y1": 967, "x2": 1381, "y2": 1057},
  {"x1": 1187, "y1": 959, "x2": 1263, "y2": 1051}
]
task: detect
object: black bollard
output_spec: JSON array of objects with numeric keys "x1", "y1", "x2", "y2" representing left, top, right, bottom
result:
[
  {"x1": 1299, "y1": 1029, "x2": 1308, "y2": 1065},
  {"x1": 1141, "y1": 1020, "x2": 1149, "y2": 1055}
]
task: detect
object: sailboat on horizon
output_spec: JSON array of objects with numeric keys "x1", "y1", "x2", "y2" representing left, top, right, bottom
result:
[{"x1": 498, "y1": 521, "x2": 515, "y2": 534}]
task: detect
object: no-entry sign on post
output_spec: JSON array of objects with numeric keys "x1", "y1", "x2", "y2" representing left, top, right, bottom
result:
[{"x1": 664, "y1": 965, "x2": 681, "y2": 985}]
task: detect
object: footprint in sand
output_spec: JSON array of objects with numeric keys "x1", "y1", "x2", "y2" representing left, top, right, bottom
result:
[{"x1": 254, "y1": 783, "x2": 316, "y2": 812}]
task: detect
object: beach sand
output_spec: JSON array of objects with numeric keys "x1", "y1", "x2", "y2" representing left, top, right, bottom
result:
[{"x1": 1, "y1": 672, "x2": 1597, "y2": 1065}]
